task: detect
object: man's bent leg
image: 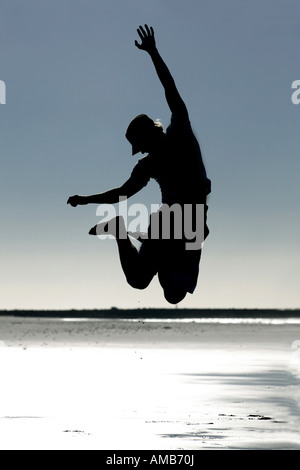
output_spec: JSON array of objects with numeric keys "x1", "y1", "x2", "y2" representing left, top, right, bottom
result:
[
  {"x1": 90, "y1": 216, "x2": 157, "y2": 290},
  {"x1": 157, "y1": 242, "x2": 201, "y2": 305}
]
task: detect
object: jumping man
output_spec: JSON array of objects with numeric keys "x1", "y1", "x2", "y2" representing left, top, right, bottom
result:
[{"x1": 68, "y1": 25, "x2": 211, "y2": 304}]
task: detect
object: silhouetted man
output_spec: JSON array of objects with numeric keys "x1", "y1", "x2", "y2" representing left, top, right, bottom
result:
[{"x1": 68, "y1": 25, "x2": 211, "y2": 304}]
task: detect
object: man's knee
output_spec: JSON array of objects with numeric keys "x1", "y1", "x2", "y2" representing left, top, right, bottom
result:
[
  {"x1": 126, "y1": 274, "x2": 152, "y2": 290},
  {"x1": 164, "y1": 287, "x2": 187, "y2": 305}
]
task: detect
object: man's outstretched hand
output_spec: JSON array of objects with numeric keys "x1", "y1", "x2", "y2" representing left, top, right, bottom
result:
[
  {"x1": 135, "y1": 25, "x2": 156, "y2": 53},
  {"x1": 67, "y1": 195, "x2": 87, "y2": 207}
]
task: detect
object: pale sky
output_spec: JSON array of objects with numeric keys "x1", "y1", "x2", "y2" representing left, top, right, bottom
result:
[{"x1": 0, "y1": 0, "x2": 299, "y2": 310}]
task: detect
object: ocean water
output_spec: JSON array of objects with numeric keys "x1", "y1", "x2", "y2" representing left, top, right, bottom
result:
[{"x1": 0, "y1": 316, "x2": 300, "y2": 450}]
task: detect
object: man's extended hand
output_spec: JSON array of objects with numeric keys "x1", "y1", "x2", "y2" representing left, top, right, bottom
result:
[
  {"x1": 135, "y1": 25, "x2": 156, "y2": 53},
  {"x1": 67, "y1": 195, "x2": 87, "y2": 207}
]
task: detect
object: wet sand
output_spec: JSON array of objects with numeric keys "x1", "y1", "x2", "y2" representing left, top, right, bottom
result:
[{"x1": 0, "y1": 315, "x2": 300, "y2": 450}]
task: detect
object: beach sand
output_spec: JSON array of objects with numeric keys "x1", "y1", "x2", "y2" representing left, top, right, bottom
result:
[{"x1": 0, "y1": 315, "x2": 300, "y2": 450}]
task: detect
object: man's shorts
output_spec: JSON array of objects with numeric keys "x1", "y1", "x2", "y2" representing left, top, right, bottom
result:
[{"x1": 137, "y1": 202, "x2": 208, "y2": 294}]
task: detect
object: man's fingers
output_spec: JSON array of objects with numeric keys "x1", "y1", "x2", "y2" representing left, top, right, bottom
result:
[
  {"x1": 138, "y1": 25, "x2": 147, "y2": 37},
  {"x1": 137, "y1": 28, "x2": 144, "y2": 41},
  {"x1": 136, "y1": 24, "x2": 154, "y2": 49}
]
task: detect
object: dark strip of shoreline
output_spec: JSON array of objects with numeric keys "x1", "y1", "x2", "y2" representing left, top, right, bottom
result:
[{"x1": 0, "y1": 308, "x2": 299, "y2": 320}]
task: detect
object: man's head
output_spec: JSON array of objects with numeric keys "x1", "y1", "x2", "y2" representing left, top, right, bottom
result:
[{"x1": 126, "y1": 114, "x2": 164, "y2": 155}]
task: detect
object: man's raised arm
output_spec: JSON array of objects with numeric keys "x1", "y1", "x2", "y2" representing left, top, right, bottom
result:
[{"x1": 135, "y1": 25, "x2": 189, "y2": 119}]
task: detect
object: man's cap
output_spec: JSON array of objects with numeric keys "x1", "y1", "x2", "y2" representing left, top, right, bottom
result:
[{"x1": 126, "y1": 114, "x2": 154, "y2": 155}]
